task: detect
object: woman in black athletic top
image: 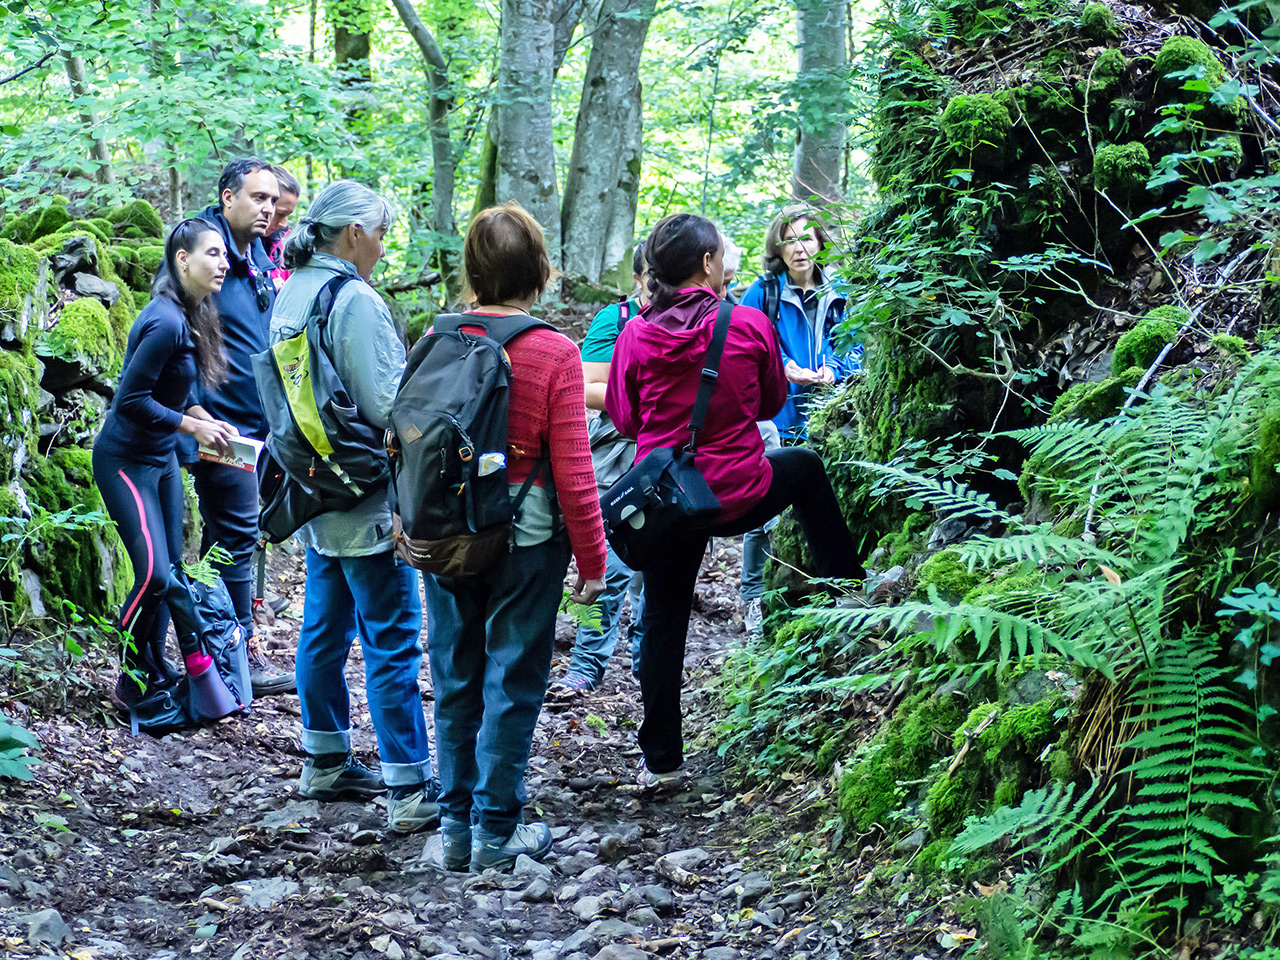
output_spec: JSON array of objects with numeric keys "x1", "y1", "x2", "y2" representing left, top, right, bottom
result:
[{"x1": 93, "y1": 218, "x2": 240, "y2": 709}]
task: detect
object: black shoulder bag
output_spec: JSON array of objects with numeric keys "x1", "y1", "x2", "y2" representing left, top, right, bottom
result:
[{"x1": 600, "y1": 300, "x2": 733, "y2": 571}]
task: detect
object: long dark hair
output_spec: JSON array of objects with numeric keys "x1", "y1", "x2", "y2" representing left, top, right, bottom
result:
[
  {"x1": 644, "y1": 213, "x2": 721, "y2": 309},
  {"x1": 152, "y1": 218, "x2": 226, "y2": 387}
]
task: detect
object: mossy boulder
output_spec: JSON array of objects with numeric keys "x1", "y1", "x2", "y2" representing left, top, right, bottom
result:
[
  {"x1": 46, "y1": 299, "x2": 116, "y2": 369},
  {"x1": 1153, "y1": 35, "x2": 1227, "y2": 85},
  {"x1": 1093, "y1": 141, "x2": 1150, "y2": 197},
  {"x1": 136, "y1": 245, "x2": 164, "y2": 291},
  {"x1": 0, "y1": 239, "x2": 48, "y2": 347},
  {"x1": 941, "y1": 93, "x2": 1013, "y2": 160},
  {"x1": 0, "y1": 197, "x2": 71, "y2": 244},
  {"x1": 101, "y1": 199, "x2": 164, "y2": 240},
  {"x1": 1078, "y1": 2, "x2": 1120, "y2": 41},
  {"x1": 916, "y1": 548, "x2": 983, "y2": 601},
  {"x1": 0, "y1": 348, "x2": 41, "y2": 481},
  {"x1": 1079, "y1": 48, "x2": 1128, "y2": 101},
  {"x1": 1111, "y1": 305, "x2": 1186, "y2": 373},
  {"x1": 51, "y1": 218, "x2": 111, "y2": 247},
  {"x1": 1251, "y1": 411, "x2": 1280, "y2": 515}
]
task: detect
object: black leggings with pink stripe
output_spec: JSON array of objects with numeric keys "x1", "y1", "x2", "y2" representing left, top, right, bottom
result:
[{"x1": 92, "y1": 446, "x2": 190, "y2": 682}]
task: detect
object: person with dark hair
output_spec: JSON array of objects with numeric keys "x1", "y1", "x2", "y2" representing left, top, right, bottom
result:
[
  {"x1": 740, "y1": 205, "x2": 862, "y2": 439},
  {"x1": 265, "y1": 164, "x2": 301, "y2": 287},
  {"x1": 424, "y1": 201, "x2": 606, "y2": 872},
  {"x1": 607, "y1": 212, "x2": 865, "y2": 788},
  {"x1": 555, "y1": 241, "x2": 649, "y2": 692},
  {"x1": 94, "y1": 219, "x2": 240, "y2": 710},
  {"x1": 271, "y1": 179, "x2": 441, "y2": 832},
  {"x1": 159, "y1": 157, "x2": 295, "y2": 696}
]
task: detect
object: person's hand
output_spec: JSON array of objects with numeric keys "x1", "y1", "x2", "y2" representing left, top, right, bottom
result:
[
  {"x1": 571, "y1": 576, "x2": 607, "y2": 606},
  {"x1": 818, "y1": 365, "x2": 835, "y2": 384},
  {"x1": 182, "y1": 416, "x2": 236, "y2": 456},
  {"x1": 217, "y1": 420, "x2": 240, "y2": 438},
  {"x1": 785, "y1": 361, "x2": 823, "y2": 385}
]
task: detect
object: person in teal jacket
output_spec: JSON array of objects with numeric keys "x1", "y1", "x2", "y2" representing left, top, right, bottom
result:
[{"x1": 739, "y1": 205, "x2": 862, "y2": 439}]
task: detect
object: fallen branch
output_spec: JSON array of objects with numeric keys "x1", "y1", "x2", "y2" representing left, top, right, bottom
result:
[{"x1": 947, "y1": 709, "x2": 998, "y2": 777}]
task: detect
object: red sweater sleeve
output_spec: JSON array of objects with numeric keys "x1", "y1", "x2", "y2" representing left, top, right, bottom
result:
[{"x1": 506, "y1": 330, "x2": 607, "y2": 581}]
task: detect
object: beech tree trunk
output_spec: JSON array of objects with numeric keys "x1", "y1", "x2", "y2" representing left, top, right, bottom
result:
[
  {"x1": 560, "y1": 0, "x2": 654, "y2": 282},
  {"x1": 792, "y1": 0, "x2": 848, "y2": 204},
  {"x1": 390, "y1": 0, "x2": 460, "y2": 297},
  {"x1": 496, "y1": 0, "x2": 560, "y2": 260},
  {"x1": 62, "y1": 53, "x2": 115, "y2": 185}
]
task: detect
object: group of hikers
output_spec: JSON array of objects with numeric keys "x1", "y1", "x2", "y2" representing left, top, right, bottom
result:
[{"x1": 92, "y1": 157, "x2": 865, "y2": 872}]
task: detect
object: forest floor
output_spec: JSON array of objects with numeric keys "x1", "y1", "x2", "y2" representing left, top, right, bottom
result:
[{"x1": 0, "y1": 541, "x2": 959, "y2": 960}]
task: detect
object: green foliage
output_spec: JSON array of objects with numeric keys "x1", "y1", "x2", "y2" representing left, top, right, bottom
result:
[
  {"x1": 1111, "y1": 306, "x2": 1185, "y2": 374},
  {"x1": 0, "y1": 712, "x2": 39, "y2": 781},
  {"x1": 916, "y1": 548, "x2": 984, "y2": 600},
  {"x1": 1078, "y1": 3, "x2": 1120, "y2": 41},
  {"x1": 101, "y1": 200, "x2": 163, "y2": 240},
  {"x1": 940, "y1": 94, "x2": 1013, "y2": 156},
  {"x1": 0, "y1": 196, "x2": 70, "y2": 244},
  {"x1": 1251, "y1": 411, "x2": 1280, "y2": 514},
  {"x1": 1092, "y1": 142, "x2": 1150, "y2": 197},
  {"x1": 1153, "y1": 35, "x2": 1227, "y2": 85}
]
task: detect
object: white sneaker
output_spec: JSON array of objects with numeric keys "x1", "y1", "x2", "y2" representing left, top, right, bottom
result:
[{"x1": 744, "y1": 598, "x2": 764, "y2": 633}]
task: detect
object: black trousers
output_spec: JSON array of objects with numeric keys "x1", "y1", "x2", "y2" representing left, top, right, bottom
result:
[
  {"x1": 92, "y1": 447, "x2": 188, "y2": 679},
  {"x1": 189, "y1": 459, "x2": 258, "y2": 640},
  {"x1": 637, "y1": 446, "x2": 863, "y2": 773}
]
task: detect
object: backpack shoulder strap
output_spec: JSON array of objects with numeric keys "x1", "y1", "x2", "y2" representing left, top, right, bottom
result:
[
  {"x1": 688, "y1": 299, "x2": 734, "y2": 452},
  {"x1": 430, "y1": 312, "x2": 467, "y2": 336},
  {"x1": 485, "y1": 314, "x2": 556, "y2": 347},
  {"x1": 309, "y1": 273, "x2": 358, "y2": 353},
  {"x1": 762, "y1": 274, "x2": 781, "y2": 327}
]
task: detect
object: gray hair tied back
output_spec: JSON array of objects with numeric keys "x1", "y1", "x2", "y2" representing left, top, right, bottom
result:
[{"x1": 282, "y1": 179, "x2": 395, "y2": 272}]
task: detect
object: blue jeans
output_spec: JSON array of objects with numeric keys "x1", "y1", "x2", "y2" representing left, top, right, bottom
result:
[
  {"x1": 568, "y1": 541, "x2": 645, "y2": 681},
  {"x1": 424, "y1": 537, "x2": 571, "y2": 838},
  {"x1": 295, "y1": 549, "x2": 434, "y2": 787},
  {"x1": 740, "y1": 420, "x2": 783, "y2": 603}
]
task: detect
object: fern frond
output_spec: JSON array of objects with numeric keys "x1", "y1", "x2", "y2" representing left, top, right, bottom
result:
[{"x1": 847, "y1": 460, "x2": 1012, "y2": 523}]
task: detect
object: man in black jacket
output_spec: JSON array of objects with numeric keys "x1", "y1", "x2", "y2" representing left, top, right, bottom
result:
[{"x1": 171, "y1": 158, "x2": 296, "y2": 695}]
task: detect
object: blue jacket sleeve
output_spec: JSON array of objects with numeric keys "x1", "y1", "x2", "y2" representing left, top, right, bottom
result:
[{"x1": 115, "y1": 312, "x2": 185, "y2": 433}]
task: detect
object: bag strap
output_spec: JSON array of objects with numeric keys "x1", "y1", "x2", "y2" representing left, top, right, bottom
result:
[
  {"x1": 309, "y1": 274, "x2": 357, "y2": 352},
  {"x1": 434, "y1": 312, "x2": 553, "y2": 346},
  {"x1": 763, "y1": 274, "x2": 781, "y2": 327},
  {"x1": 687, "y1": 299, "x2": 734, "y2": 454}
]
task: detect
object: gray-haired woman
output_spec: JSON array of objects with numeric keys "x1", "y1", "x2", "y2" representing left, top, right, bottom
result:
[{"x1": 270, "y1": 179, "x2": 440, "y2": 832}]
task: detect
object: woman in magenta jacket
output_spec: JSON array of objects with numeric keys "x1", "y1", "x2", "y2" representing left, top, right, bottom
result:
[{"x1": 607, "y1": 212, "x2": 865, "y2": 787}]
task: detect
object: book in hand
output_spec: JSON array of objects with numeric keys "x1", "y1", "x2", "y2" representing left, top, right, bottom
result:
[{"x1": 197, "y1": 434, "x2": 264, "y2": 472}]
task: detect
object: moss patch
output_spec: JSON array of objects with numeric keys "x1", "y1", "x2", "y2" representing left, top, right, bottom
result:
[
  {"x1": 0, "y1": 197, "x2": 71, "y2": 244},
  {"x1": 0, "y1": 349, "x2": 41, "y2": 481},
  {"x1": 47, "y1": 299, "x2": 116, "y2": 369},
  {"x1": 916, "y1": 549, "x2": 984, "y2": 601},
  {"x1": 1079, "y1": 2, "x2": 1120, "y2": 40},
  {"x1": 0, "y1": 240, "x2": 43, "y2": 321},
  {"x1": 1251, "y1": 411, "x2": 1280, "y2": 515},
  {"x1": 101, "y1": 199, "x2": 164, "y2": 240},
  {"x1": 941, "y1": 94, "x2": 1013, "y2": 158},
  {"x1": 1093, "y1": 142, "x2": 1150, "y2": 197},
  {"x1": 1112, "y1": 305, "x2": 1186, "y2": 373},
  {"x1": 1153, "y1": 35, "x2": 1227, "y2": 85}
]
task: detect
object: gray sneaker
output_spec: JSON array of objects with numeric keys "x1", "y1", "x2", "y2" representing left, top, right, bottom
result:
[
  {"x1": 249, "y1": 652, "x2": 297, "y2": 696},
  {"x1": 387, "y1": 778, "x2": 442, "y2": 834},
  {"x1": 470, "y1": 822, "x2": 553, "y2": 873},
  {"x1": 439, "y1": 816, "x2": 472, "y2": 871},
  {"x1": 744, "y1": 598, "x2": 764, "y2": 634},
  {"x1": 298, "y1": 754, "x2": 385, "y2": 801}
]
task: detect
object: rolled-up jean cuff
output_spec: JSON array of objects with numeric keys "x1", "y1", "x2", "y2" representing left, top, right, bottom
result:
[
  {"x1": 300, "y1": 727, "x2": 351, "y2": 756},
  {"x1": 381, "y1": 759, "x2": 434, "y2": 788}
]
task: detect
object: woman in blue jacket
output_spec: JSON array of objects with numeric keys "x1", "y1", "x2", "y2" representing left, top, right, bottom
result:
[{"x1": 739, "y1": 205, "x2": 862, "y2": 439}]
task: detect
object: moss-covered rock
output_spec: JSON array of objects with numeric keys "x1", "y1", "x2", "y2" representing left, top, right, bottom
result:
[
  {"x1": 0, "y1": 348, "x2": 41, "y2": 482},
  {"x1": 101, "y1": 199, "x2": 164, "y2": 240},
  {"x1": 0, "y1": 240, "x2": 46, "y2": 347},
  {"x1": 46, "y1": 299, "x2": 116, "y2": 370},
  {"x1": 136, "y1": 245, "x2": 164, "y2": 291},
  {"x1": 1251, "y1": 411, "x2": 1280, "y2": 515},
  {"x1": 916, "y1": 548, "x2": 984, "y2": 601},
  {"x1": 0, "y1": 197, "x2": 71, "y2": 244},
  {"x1": 941, "y1": 93, "x2": 1013, "y2": 158},
  {"x1": 1153, "y1": 35, "x2": 1227, "y2": 85},
  {"x1": 1079, "y1": 2, "x2": 1120, "y2": 40},
  {"x1": 1093, "y1": 141, "x2": 1150, "y2": 196},
  {"x1": 1111, "y1": 305, "x2": 1186, "y2": 373},
  {"x1": 51, "y1": 218, "x2": 112, "y2": 247}
]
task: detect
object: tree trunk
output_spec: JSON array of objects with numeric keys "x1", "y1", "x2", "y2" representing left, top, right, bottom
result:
[
  {"x1": 792, "y1": 0, "x2": 848, "y2": 205},
  {"x1": 559, "y1": 0, "x2": 654, "y2": 281},
  {"x1": 471, "y1": 118, "x2": 499, "y2": 224},
  {"x1": 496, "y1": 0, "x2": 560, "y2": 261},
  {"x1": 599, "y1": 83, "x2": 643, "y2": 287},
  {"x1": 552, "y1": 0, "x2": 585, "y2": 74},
  {"x1": 330, "y1": 0, "x2": 374, "y2": 182},
  {"x1": 390, "y1": 0, "x2": 460, "y2": 298},
  {"x1": 62, "y1": 53, "x2": 115, "y2": 185}
]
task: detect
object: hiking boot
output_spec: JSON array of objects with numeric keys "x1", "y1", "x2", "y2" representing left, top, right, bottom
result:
[
  {"x1": 110, "y1": 673, "x2": 147, "y2": 712},
  {"x1": 298, "y1": 754, "x2": 386, "y2": 801},
  {"x1": 637, "y1": 758, "x2": 684, "y2": 790},
  {"x1": 743, "y1": 598, "x2": 764, "y2": 634},
  {"x1": 439, "y1": 816, "x2": 472, "y2": 872},
  {"x1": 470, "y1": 822, "x2": 553, "y2": 873},
  {"x1": 387, "y1": 778, "x2": 442, "y2": 834},
  {"x1": 249, "y1": 651, "x2": 297, "y2": 696},
  {"x1": 267, "y1": 594, "x2": 291, "y2": 616},
  {"x1": 553, "y1": 671, "x2": 598, "y2": 693}
]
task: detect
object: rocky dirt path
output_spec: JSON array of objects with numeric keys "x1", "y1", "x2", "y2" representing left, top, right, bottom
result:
[{"x1": 0, "y1": 542, "x2": 949, "y2": 960}]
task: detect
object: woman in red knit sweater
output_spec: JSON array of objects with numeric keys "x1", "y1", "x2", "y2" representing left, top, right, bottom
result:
[{"x1": 423, "y1": 202, "x2": 607, "y2": 873}]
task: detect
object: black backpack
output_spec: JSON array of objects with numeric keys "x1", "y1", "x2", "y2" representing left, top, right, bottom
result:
[
  {"x1": 253, "y1": 274, "x2": 390, "y2": 543},
  {"x1": 388, "y1": 312, "x2": 555, "y2": 578}
]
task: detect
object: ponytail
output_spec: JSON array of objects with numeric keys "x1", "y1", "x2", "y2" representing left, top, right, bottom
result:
[{"x1": 644, "y1": 213, "x2": 721, "y2": 310}]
